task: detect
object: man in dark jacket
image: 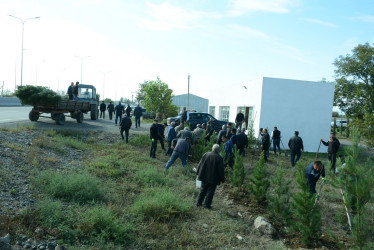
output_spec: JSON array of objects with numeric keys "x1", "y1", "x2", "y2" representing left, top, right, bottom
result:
[
  {"x1": 134, "y1": 104, "x2": 143, "y2": 128},
  {"x1": 157, "y1": 122, "x2": 166, "y2": 150},
  {"x1": 181, "y1": 107, "x2": 187, "y2": 124},
  {"x1": 216, "y1": 125, "x2": 226, "y2": 145},
  {"x1": 321, "y1": 133, "x2": 340, "y2": 173},
  {"x1": 107, "y1": 101, "x2": 115, "y2": 120},
  {"x1": 205, "y1": 124, "x2": 214, "y2": 144},
  {"x1": 125, "y1": 104, "x2": 132, "y2": 117},
  {"x1": 261, "y1": 128, "x2": 270, "y2": 162},
  {"x1": 222, "y1": 135, "x2": 234, "y2": 168},
  {"x1": 236, "y1": 128, "x2": 248, "y2": 156},
  {"x1": 72, "y1": 82, "x2": 79, "y2": 100},
  {"x1": 67, "y1": 82, "x2": 74, "y2": 100},
  {"x1": 165, "y1": 137, "x2": 191, "y2": 169},
  {"x1": 196, "y1": 144, "x2": 225, "y2": 209},
  {"x1": 288, "y1": 131, "x2": 304, "y2": 167},
  {"x1": 119, "y1": 115, "x2": 132, "y2": 143},
  {"x1": 99, "y1": 101, "x2": 106, "y2": 119},
  {"x1": 235, "y1": 110, "x2": 245, "y2": 131},
  {"x1": 305, "y1": 161, "x2": 326, "y2": 194},
  {"x1": 114, "y1": 102, "x2": 125, "y2": 125},
  {"x1": 166, "y1": 122, "x2": 176, "y2": 156},
  {"x1": 271, "y1": 126, "x2": 281, "y2": 155},
  {"x1": 150, "y1": 119, "x2": 159, "y2": 158}
]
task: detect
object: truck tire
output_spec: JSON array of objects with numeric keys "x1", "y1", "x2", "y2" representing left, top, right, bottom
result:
[
  {"x1": 55, "y1": 113, "x2": 65, "y2": 125},
  {"x1": 76, "y1": 111, "x2": 84, "y2": 123},
  {"x1": 29, "y1": 110, "x2": 40, "y2": 122},
  {"x1": 51, "y1": 113, "x2": 57, "y2": 120},
  {"x1": 90, "y1": 105, "x2": 98, "y2": 120}
]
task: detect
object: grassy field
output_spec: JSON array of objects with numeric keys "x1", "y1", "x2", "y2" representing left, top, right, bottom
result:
[{"x1": 0, "y1": 127, "x2": 373, "y2": 249}]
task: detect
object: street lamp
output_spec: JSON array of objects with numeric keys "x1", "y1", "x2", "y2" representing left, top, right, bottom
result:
[
  {"x1": 9, "y1": 15, "x2": 40, "y2": 87},
  {"x1": 74, "y1": 55, "x2": 90, "y2": 84}
]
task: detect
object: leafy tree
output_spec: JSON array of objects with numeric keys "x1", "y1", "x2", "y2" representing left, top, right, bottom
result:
[
  {"x1": 291, "y1": 161, "x2": 321, "y2": 247},
  {"x1": 136, "y1": 77, "x2": 178, "y2": 119},
  {"x1": 104, "y1": 98, "x2": 112, "y2": 103},
  {"x1": 248, "y1": 151, "x2": 269, "y2": 204}
]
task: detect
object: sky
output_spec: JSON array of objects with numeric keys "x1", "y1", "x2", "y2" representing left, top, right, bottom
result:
[{"x1": 0, "y1": 0, "x2": 373, "y2": 101}]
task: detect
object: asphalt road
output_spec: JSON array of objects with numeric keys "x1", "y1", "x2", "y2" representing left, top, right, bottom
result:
[{"x1": 0, "y1": 106, "x2": 151, "y2": 134}]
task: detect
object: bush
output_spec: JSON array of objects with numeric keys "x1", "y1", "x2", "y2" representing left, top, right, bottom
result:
[
  {"x1": 229, "y1": 149, "x2": 246, "y2": 189},
  {"x1": 132, "y1": 187, "x2": 191, "y2": 221},
  {"x1": 15, "y1": 85, "x2": 61, "y2": 106},
  {"x1": 135, "y1": 166, "x2": 172, "y2": 187},
  {"x1": 248, "y1": 151, "x2": 269, "y2": 204},
  {"x1": 34, "y1": 171, "x2": 105, "y2": 203},
  {"x1": 88, "y1": 154, "x2": 125, "y2": 178},
  {"x1": 291, "y1": 162, "x2": 321, "y2": 247},
  {"x1": 130, "y1": 134, "x2": 150, "y2": 147}
]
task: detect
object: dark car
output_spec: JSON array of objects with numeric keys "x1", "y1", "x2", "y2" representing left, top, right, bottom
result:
[
  {"x1": 187, "y1": 112, "x2": 232, "y2": 132},
  {"x1": 167, "y1": 115, "x2": 181, "y2": 124}
]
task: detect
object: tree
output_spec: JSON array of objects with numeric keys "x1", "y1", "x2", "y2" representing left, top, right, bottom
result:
[
  {"x1": 104, "y1": 98, "x2": 112, "y2": 103},
  {"x1": 248, "y1": 151, "x2": 269, "y2": 204},
  {"x1": 229, "y1": 148, "x2": 246, "y2": 189},
  {"x1": 136, "y1": 77, "x2": 178, "y2": 119}
]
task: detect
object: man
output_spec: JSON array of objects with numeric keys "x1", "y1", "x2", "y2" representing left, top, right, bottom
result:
[
  {"x1": 125, "y1": 104, "x2": 132, "y2": 118},
  {"x1": 222, "y1": 135, "x2": 234, "y2": 168},
  {"x1": 150, "y1": 119, "x2": 159, "y2": 158},
  {"x1": 305, "y1": 161, "x2": 326, "y2": 194},
  {"x1": 179, "y1": 127, "x2": 193, "y2": 144},
  {"x1": 261, "y1": 128, "x2": 270, "y2": 162},
  {"x1": 165, "y1": 137, "x2": 191, "y2": 170},
  {"x1": 230, "y1": 128, "x2": 237, "y2": 146},
  {"x1": 119, "y1": 114, "x2": 132, "y2": 143},
  {"x1": 166, "y1": 122, "x2": 176, "y2": 156},
  {"x1": 271, "y1": 126, "x2": 281, "y2": 155},
  {"x1": 72, "y1": 82, "x2": 79, "y2": 100},
  {"x1": 107, "y1": 101, "x2": 115, "y2": 120},
  {"x1": 321, "y1": 133, "x2": 340, "y2": 173},
  {"x1": 175, "y1": 123, "x2": 184, "y2": 135},
  {"x1": 157, "y1": 122, "x2": 167, "y2": 150},
  {"x1": 236, "y1": 128, "x2": 249, "y2": 156},
  {"x1": 114, "y1": 102, "x2": 124, "y2": 125},
  {"x1": 288, "y1": 131, "x2": 304, "y2": 167},
  {"x1": 99, "y1": 101, "x2": 106, "y2": 119},
  {"x1": 193, "y1": 124, "x2": 205, "y2": 141},
  {"x1": 205, "y1": 124, "x2": 214, "y2": 143},
  {"x1": 67, "y1": 82, "x2": 74, "y2": 100},
  {"x1": 134, "y1": 104, "x2": 143, "y2": 128},
  {"x1": 235, "y1": 110, "x2": 245, "y2": 131},
  {"x1": 196, "y1": 144, "x2": 225, "y2": 209},
  {"x1": 181, "y1": 107, "x2": 187, "y2": 124},
  {"x1": 216, "y1": 125, "x2": 227, "y2": 145},
  {"x1": 226, "y1": 123, "x2": 232, "y2": 139}
]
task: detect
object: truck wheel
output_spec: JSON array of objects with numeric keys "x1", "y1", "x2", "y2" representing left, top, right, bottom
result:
[
  {"x1": 90, "y1": 105, "x2": 98, "y2": 120},
  {"x1": 55, "y1": 113, "x2": 65, "y2": 125},
  {"x1": 29, "y1": 110, "x2": 40, "y2": 122},
  {"x1": 76, "y1": 111, "x2": 84, "y2": 123},
  {"x1": 51, "y1": 113, "x2": 57, "y2": 120}
]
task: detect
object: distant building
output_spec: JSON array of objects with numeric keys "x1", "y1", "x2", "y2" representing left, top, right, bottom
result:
[
  {"x1": 172, "y1": 93, "x2": 208, "y2": 113},
  {"x1": 208, "y1": 77, "x2": 335, "y2": 152}
]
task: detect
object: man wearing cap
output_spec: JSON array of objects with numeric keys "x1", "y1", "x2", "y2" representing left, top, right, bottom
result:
[
  {"x1": 114, "y1": 102, "x2": 125, "y2": 125},
  {"x1": 305, "y1": 161, "x2": 326, "y2": 195},
  {"x1": 99, "y1": 101, "x2": 106, "y2": 119},
  {"x1": 166, "y1": 122, "x2": 176, "y2": 156},
  {"x1": 288, "y1": 131, "x2": 304, "y2": 167},
  {"x1": 107, "y1": 101, "x2": 115, "y2": 120},
  {"x1": 165, "y1": 137, "x2": 191, "y2": 170},
  {"x1": 150, "y1": 119, "x2": 159, "y2": 158},
  {"x1": 193, "y1": 124, "x2": 205, "y2": 141},
  {"x1": 222, "y1": 135, "x2": 234, "y2": 168}
]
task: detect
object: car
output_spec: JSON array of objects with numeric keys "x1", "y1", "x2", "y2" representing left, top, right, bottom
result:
[
  {"x1": 167, "y1": 115, "x2": 181, "y2": 124},
  {"x1": 187, "y1": 112, "x2": 233, "y2": 132},
  {"x1": 331, "y1": 120, "x2": 348, "y2": 128}
]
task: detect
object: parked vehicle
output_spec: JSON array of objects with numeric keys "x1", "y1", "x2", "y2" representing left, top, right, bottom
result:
[
  {"x1": 331, "y1": 120, "x2": 348, "y2": 128},
  {"x1": 28, "y1": 84, "x2": 99, "y2": 125},
  {"x1": 187, "y1": 112, "x2": 233, "y2": 132},
  {"x1": 167, "y1": 115, "x2": 181, "y2": 124}
]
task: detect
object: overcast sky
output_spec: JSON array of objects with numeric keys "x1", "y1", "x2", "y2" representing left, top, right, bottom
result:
[{"x1": 0, "y1": 0, "x2": 373, "y2": 101}]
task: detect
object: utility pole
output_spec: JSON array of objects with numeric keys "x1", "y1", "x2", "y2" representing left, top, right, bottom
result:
[
  {"x1": 187, "y1": 73, "x2": 190, "y2": 111},
  {"x1": 1, "y1": 81, "x2": 4, "y2": 96}
]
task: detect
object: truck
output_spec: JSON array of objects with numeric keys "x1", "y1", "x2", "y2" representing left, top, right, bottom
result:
[{"x1": 28, "y1": 84, "x2": 99, "y2": 125}]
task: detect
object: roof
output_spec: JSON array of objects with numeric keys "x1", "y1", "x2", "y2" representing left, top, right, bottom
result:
[{"x1": 172, "y1": 93, "x2": 208, "y2": 101}]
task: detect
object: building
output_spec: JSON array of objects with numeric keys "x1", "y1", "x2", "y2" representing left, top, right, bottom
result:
[
  {"x1": 208, "y1": 77, "x2": 335, "y2": 152},
  {"x1": 172, "y1": 93, "x2": 208, "y2": 113}
]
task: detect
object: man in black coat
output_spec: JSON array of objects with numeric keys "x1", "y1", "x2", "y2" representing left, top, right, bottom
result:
[
  {"x1": 216, "y1": 125, "x2": 226, "y2": 145},
  {"x1": 236, "y1": 128, "x2": 248, "y2": 156},
  {"x1": 235, "y1": 110, "x2": 245, "y2": 131},
  {"x1": 114, "y1": 102, "x2": 124, "y2": 125},
  {"x1": 72, "y1": 82, "x2": 79, "y2": 100},
  {"x1": 150, "y1": 119, "x2": 159, "y2": 158},
  {"x1": 119, "y1": 115, "x2": 132, "y2": 143},
  {"x1": 196, "y1": 144, "x2": 225, "y2": 209},
  {"x1": 288, "y1": 131, "x2": 304, "y2": 167},
  {"x1": 157, "y1": 122, "x2": 167, "y2": 150},
  {"x1": 181, "y1": 107, "x2": 187, "y2": 124},
  {"x1": 134, "y1": 104, "x2": 143, "y2": 128},
  {"x1": 107, "y1": 101, "x2": 115, "y2": 120},
  {"x1": 261, "y1": 128, "x2": 270, "y2": 162},
  {"x1": 99, "y1": 101, "x2": 106, "y2": 119},
  {"x1": 321, "y1": 133, "x2": 340, "y2": 173},
  {"x1": 67, "y1": 82, "x2": 74, "y2": 100},
  {"x1": 125, "y1": 104, "x2": 132, "y2": 117}
]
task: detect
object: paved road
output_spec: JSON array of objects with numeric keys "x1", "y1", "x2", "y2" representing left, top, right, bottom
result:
[{"x1": 0, "y1": 106, "x2": 151, "y2": 134}]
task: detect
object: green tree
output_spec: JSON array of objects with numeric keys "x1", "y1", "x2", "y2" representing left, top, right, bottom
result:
[
  {"x1": 104, "y1": 98, "x2": 112, "y2": 103},
  {"x1": 229, "y1": 148, "x2": 246, "y2": 189},
  {"x1": 248, "y1": 152, "x2": 269, "y2": 204},
  {"x1": 136, "y1": 77, "x2": 178, "y2": 119}
]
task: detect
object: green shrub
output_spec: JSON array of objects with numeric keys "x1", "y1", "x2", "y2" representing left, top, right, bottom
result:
[
  {"x1": 135, "y1": 166, "x2": 172, "y2": 187},
  {"x1": 34, "y1": 171, "x2": 105, "y2": 203},
  {"x1": 88, "y1": 154, "x2": 126, "y2": 178},
  {"x1": 248, "y1": 151, "x2": 269, "y2": 204},
  {"x1": 15, "y1": 85, "x2": 61, "y2": 106},
  {"x1": 130, "y1": 135, "x2": 150, "y2": 147},
  {"x1": 132, "y1": 187, "x2": 191, "y2": 221}
]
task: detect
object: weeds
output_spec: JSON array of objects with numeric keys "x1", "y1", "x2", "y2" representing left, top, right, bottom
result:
[{"x1": 135, "y1": 166, "x2": 173, "y2": 187}]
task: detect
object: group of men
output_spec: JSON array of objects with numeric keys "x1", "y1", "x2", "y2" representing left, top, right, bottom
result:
[
  {"x1": 98, "y1": 101, "x2": 144, "y2": 127},
  {"x1": 67, "y1": 82, "x2": 80, "y2": 100}
]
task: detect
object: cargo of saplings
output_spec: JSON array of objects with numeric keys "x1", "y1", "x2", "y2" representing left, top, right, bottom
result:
[{"x1": 15, "y1": 85, "x2": 62, "y2": 106}]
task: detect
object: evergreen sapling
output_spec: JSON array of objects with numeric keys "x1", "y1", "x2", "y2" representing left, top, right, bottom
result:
[
  {"x1": 229, "y1": 148, "x2": 246, "y2": 189},
  {"x1": 248, "y1": 151, "x2": 269, "y2": 204}
]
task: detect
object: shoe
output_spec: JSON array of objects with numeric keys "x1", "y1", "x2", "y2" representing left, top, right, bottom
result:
[{"x1": 196, "y1": 203, "x2": 202, "y2": 207}]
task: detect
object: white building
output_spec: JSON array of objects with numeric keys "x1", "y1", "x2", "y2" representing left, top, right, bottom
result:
[
  {"x1": 208, "y1": 77, "x2": 335, "y2": 152},
  {"x1": 172, "y1": 93, "x2": 208, "y2": 113}
]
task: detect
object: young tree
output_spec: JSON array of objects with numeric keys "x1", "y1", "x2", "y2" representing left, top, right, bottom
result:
[
  {"x1": 248, "y1": 151, "x2": 269, "y2": 204},
  {"x1": 291, "y1": 162, "x2": 321, "y2": 247},
  {"x1": 229, "y1": 148, "x2": 246, "y2": 189},
  {"x1": 136, "y1": 77, "x2": 178, "y2": 120}
]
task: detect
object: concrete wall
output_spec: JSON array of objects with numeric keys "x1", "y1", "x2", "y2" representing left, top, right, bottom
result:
[
  {"x1": 172, "y1": 93, "x2": 208, "y2": 113},
  {"x1": 259, "y1": 77, "x2": 335, "y2": 152},
  {"x1": 0, "y1": 97, "x2": 22, "y2": 106}
]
